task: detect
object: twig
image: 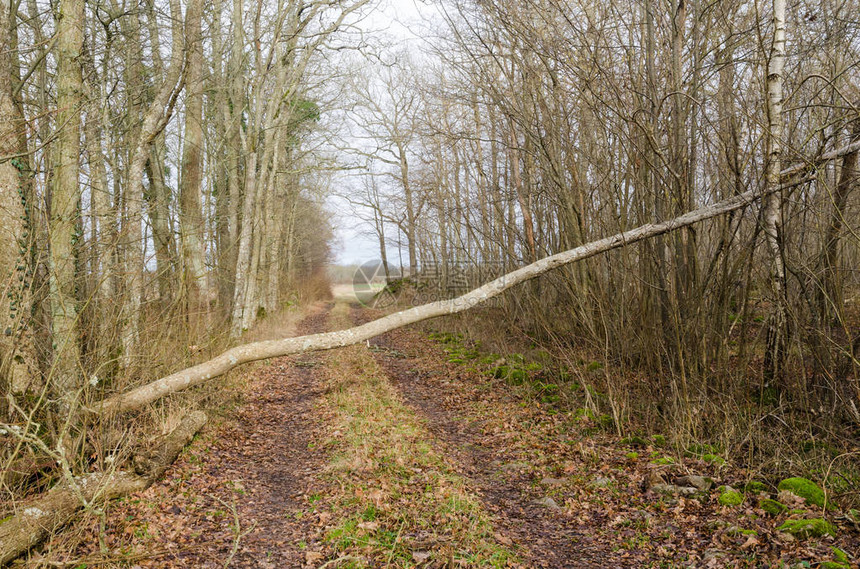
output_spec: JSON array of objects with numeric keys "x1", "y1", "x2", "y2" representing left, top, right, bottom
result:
[
  {"x1": 385, "y1": 518, "x2": 406, "y2": 568},
  {"x1": 319, "y1": 555, "x2": 363, "y2": 568},
  {"x1": 209, "y1": 494, "x2": 256, "y2": 568}
]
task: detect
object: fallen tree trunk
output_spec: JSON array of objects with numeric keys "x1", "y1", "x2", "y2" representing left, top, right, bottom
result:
[
  {"x1": 97, "y1": 190, "x2": 761, "y2": 414},
  {"x1": 0, "y1": 411, "x2": 207, "y2": 566},
  {"x1": 94, "y1": 141, "x2": 860, "y2": 416}
]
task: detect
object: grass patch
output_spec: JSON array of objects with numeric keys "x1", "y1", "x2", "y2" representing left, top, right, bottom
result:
[{"x1": 318, "y1": 304, "x2": 518, "y2": 567}]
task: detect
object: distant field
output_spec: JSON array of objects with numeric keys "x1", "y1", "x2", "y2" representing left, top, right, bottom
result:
[{"x1": 331, "y1": 282, "x2": 386, "y2": 303}]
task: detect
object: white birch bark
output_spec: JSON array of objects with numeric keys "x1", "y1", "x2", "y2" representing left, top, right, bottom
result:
[
  {"x1": 95, "y1": 185, "x2": 772, "y2": 414},
  {"x1": 763, "y1": 0, "x2": 788, "y2": 381}
]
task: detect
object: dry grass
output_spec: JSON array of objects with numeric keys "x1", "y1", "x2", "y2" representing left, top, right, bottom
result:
[
  {"x1": 312, "y1": 302, "x2": 518, "y2": 568},
  {"x1": 0, "y1": 294, "x2": 325, "y2": 566},
  {"x1": 422, "y1": 306, "x2": 860, "y2": 510}
]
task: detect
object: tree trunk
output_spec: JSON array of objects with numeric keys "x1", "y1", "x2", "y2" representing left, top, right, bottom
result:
[
  {"x1": 398, "y1": 142, "x2": 418, "y2": 276},
  {"x1": 179, "y1": 0, "x2": 211, "y2": 330},
  {"x1": 818, "y1": 117, "x2": 859, "y2": 325},
  {"x1": 145, "y1": 145, "x2": 177, "y2": 302},
  {"x1": 763, "y1": 0, "x2": 788, "y2": 384},
  {"x1": 94, "y1": 136, "x2": 859, "y2": 415},
  {"x1": 49, "y1": 0, "x2": 85, "y2": 398},
  {"x1": 121, "y1": 0, "x2": 193, "y2": 367},
  {"x1": 0, "y1": 0, "x2": 36, "y2": 393},
  {"x1": 230, "y1": 152, "x2": 258, "y2": 336}
]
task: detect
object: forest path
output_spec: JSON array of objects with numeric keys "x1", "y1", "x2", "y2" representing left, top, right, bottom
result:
[
  {"x1": 44, "y1": 304, "x2": 339, "y2": 568},
  {"x1": 38, "y1": 301, "x2": 858, "y2": 568},
  {"x1": 161, "y1": 303, "x2": 336, "y2": 567},
  {"x1": 351, "y1": 306, "x2": 624, "y2": 568}
]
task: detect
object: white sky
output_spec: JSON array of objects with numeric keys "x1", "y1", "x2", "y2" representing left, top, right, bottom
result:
[{"x1": 329, "y1": 0, "x2": 442, "y2": 265}]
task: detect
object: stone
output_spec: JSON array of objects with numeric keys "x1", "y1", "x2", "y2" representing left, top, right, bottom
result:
[
  {"x1": 589, "y1": 476, "x2": 612, "y2": 488},
  {"x1": 651, "y1": 483, "x2": 699, "y2": 496},
  {"x1": 532, "y1": 497, "x2": 562, "y2": 511},
  {"x1": 726, "y1": 526, "x2": 758, "y2": 536},
  {"x1": 675, "y1": 475, "x2": 713, "y2": 491},
  {"x1": 743, "y1": 480, "x2": 768, "y2": 494}
]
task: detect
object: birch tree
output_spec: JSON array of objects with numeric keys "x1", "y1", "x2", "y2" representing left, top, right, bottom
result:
[{"x1": 762, "y1": 0, "x2": 788, "y2": 383}]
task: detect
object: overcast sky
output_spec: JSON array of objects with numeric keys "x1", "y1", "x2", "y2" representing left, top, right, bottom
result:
[{"x1": 329, "y1": 0, "x2": 441, "y2": 265}]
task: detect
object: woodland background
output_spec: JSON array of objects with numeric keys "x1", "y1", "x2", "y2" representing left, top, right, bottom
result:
[{"x1": 1, "y1": 0, "x2": 859, "y2": 526}]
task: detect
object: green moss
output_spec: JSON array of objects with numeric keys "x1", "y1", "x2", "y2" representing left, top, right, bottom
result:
[
  {"x1": 718, "y1": 487, "x2": 744, "y2": 507},
  {"x1": 760, "y1": 498, "x2": 788, "y2": 516},
  {"x1": 490, "y1": 364, "x2": 530, "y2": 384},
  {"x1": 776, "y1": 518, "x2": 836, "y2": 539},
  {"x1": 574, "y1": 408, "x2": 594, "y2": 420},
  {"x1": 831, "y1": 547, "x2": 849, "y2": 563},
  {"x1": 702, "y1": 454, "x2": 726, "y2": 466},
  {"x1": 744, "y1": 481, "x2": 768, "y2": 494},
  {"x1": 586, "y1": 385, "x2": 606, "y2": 399},
  {"x1": 478, "y1": 353, "x2": 501, "y2": 365},
  {"x1": 508, "y1": 369, "x2": 528, "y2": 384},
  {"x1": 491, "y1": 365, "x2": 510, "y2": 379},
  {"x1": 621, "y1": 436, "x2": 648, "y2": 447},
  {"x1": 726, "y1": 527, "x2": 758, "y2": 536},
  {"x1": 626, "y1": 452, "x2": 639, "y2": 460},
  {"x1": 777, "y1": 477, "x2": 827, "y2": 508},
  {"x1": 535, "y1": 381, "x2": 558, "y2": 394},
  {"x1": 652, "y1": 435, "x2": 667, "y2": 447},
  {"x1": 586, "y1": 360, "x2": 603, "y2": 372},
  {"x1": 651, "y1": 456, "x2": 675, "y2": 465}
]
